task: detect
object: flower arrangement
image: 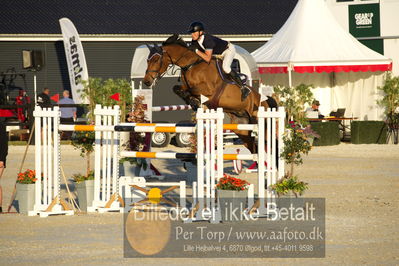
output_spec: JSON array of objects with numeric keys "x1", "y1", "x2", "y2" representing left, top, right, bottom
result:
[
  {"x1": 17, "y1": 169, "x2": 37, "y2": 184},
  {"x1": 127, "y1": 95, "x2": 150, "y2": 152},
  {"x1": 216, "y1": 174, "x2": 249, "y2": 191},
  {"x1": 72, "y1": 171, "x2": 94, "y2": 184},
  {"x1": 269, "y1": 174, "x2": 308, "y2": 197}
]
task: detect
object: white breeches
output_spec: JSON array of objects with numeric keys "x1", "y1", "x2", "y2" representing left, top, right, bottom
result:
[{"x1": 221, "y1": 43, "x2": 236, "y2": 74}]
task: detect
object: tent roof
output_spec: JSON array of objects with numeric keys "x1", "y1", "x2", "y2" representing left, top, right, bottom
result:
[{"x1": 251, "y1": 0, "x2": 392, "y2": 74}]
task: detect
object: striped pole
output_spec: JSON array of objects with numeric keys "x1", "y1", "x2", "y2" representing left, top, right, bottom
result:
[
  {"x1": 152, "y1": 105, "x2": 192, "y2": 112},
  {"x1": 59, "y1": 123, "x2": 256, "y2": 132},
  {"x1": 119, "y1": 151, "x2": 255, "y2": 160}
]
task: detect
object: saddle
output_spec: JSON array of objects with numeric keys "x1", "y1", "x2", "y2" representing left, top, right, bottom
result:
[
  {"x1": 214, "y1": 58, "x2": 248, "y2": 85},
  {"x1": 204, "y1": 58, "x2": 249, "y2": 110}
]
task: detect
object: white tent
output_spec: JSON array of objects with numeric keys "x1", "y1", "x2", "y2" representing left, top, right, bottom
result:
[{"x1": 252, "y1": 0, "x2": 392, "y2": 120}]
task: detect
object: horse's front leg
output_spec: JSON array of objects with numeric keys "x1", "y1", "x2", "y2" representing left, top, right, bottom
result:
[{"x1": 173, "y1": 85, "x2": 201, "y2": 111}]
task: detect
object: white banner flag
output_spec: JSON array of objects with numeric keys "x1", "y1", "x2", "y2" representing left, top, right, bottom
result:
[{"x1": 59, "y1": 18, "x2": 88, "y2": 104}]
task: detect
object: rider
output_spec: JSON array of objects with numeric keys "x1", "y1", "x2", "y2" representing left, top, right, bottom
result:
[{"x1": 187, "y1": 21, "x2": 251, "y2": 101}]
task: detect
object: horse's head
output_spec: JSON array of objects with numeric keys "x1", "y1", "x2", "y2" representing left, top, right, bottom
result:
[
  {"x1": 143, "y1": 34, "x2": 198, "y2": 87},
  {"x1": 143, "y1": 43, "x2": 170, "y2": 87}
]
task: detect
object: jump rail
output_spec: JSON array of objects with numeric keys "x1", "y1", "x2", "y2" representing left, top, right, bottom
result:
[
  {"x1": 32, "y1": 104, "x2": 285, "y2": 220},
  {"x1": 152, "y1": 104, "x2": 192, "y2": 112}
]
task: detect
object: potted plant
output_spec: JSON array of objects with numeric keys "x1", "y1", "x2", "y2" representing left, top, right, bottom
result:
[
  {"x1": 16, "y1": 169, "x2": 37, "y2": 214},
  {"x1": 80, "y1": 77, "x2": 134, "y2": 159},
  {"x1": 377, "y1": 72, "x2": 399, "y2": 144},
  {"x1": 270, "y1": 174, "x2": 308, "y2": 209},
  {"x1": 273, "y1": 84, "x2": 314, "y2": 125},
  {"x1": 71, "y1": 131, "x2": 95, "y2": 178},
  {"x1": 282, "y1": 121, "x2": 319, "y2": 175},
  {"x1": 216, "y1": 174, "x2": 249, "y2": 222},
  {"x1": 73, "y1": 171, "x2": 94, "y2": 212},
  {"x1": 272, "y1": 84, "x2": 314, "y2": 209},
  {"x1": 270, "y1": 174, "x2": 308, "y2": 198},
  {"x1": 81, "y1": 77, "x2": 133, "y2": 123}
]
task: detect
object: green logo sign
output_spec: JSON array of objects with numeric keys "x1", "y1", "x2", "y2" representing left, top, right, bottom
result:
[{"x1": 349, "y1": 3, "x2": 383, "y2": 54}]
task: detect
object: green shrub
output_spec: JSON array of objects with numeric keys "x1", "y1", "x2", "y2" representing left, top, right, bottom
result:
[
  {"x1": 311, "y1": 122, "x2": 340, "y2": 146},
  {"x1": 351, "y1": 121, "x2": 387, "y2": 144}
]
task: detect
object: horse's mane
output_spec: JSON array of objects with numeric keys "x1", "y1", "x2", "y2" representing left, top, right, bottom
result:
[{"x1": 162, "y1": 34, "x2": 188, "y2": 48}]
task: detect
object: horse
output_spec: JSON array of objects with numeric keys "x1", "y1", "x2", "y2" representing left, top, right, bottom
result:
[{"x1": 143, "y1": 34, "x2": 274, "y2": 153}]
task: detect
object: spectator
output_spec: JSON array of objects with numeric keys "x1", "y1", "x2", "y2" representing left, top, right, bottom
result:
[
  {"x1": 306, "y1": 100, "x2": 324, "y2": 119},
  {"x1": 37, "y1": 87, "x2": 51, "y2": 108},
  {"x1": 59, "y1": 90, "x2": 76, "y2": 140},
  {"x1": 59, "y1": 90, "x2": 76, "y2": 124},
  {"x1": 15, "y1": 89, "x2": 31, "y2": 123},
  {"x1": 0, "y1": 119, "x2": 8, "y2": 213}
]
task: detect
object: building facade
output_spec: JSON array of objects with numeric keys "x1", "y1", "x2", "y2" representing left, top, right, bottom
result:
[
  {"x1": 1, "y1": 0, "x2": 397, "y2": 105},
  {"x1": 326, "y1": 0, "x2": 399, "y2": 75}
]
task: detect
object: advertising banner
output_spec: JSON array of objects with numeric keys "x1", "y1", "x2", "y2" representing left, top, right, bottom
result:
[
  {"x1": 349, "y1": 4, "x2": 383, "y2": 54},
  {"x1": 59, "y1": 18, "x2": 89, "y2": 104}
]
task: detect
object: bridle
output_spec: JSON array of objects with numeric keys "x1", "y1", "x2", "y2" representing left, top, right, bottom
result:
[
  {"x1": 145, "y1": 52, "x2": 164, "y2": 81},
  {"x1": 145, "y1": 45, "x2": 203, "y2": 81}
]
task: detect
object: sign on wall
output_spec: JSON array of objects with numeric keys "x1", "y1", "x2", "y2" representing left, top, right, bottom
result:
[{"x1": 348, "y1": 3, "x2": 383, "y2": 54}]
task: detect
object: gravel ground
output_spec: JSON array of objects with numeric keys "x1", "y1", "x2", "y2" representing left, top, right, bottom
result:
[{"x1": 0, "y1": 143, "x2": 398, "y2": 265}]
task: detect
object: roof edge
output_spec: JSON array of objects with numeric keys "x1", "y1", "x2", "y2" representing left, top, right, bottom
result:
[
  {"x1": 257, "y1": 59, "x2": 393, "y2": 66},
  {"x1": 0, "y1": 34, "x2": 272, "y2": 42},
  {"x1": 258, "y1": 62, "x2": 393, "y2": 74}
]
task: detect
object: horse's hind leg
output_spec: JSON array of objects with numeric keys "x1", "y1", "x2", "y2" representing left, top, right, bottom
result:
[
  {"x1": 173, "y1": 85, "x2": 200, "y2": 111},
  {"x1": 233, "y1": 130, "x2": 257, "y2": 154},
  {"x1": 228, "y1": 113, "x2": 257, "y2": 153}
]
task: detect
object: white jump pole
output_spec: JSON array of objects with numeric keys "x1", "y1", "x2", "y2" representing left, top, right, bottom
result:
[
  {"x1": 258, "y1": 106, "x2": 266, "y2": 214},
  {"x1": 89, "y1": 104, "x2": 122, "y2": 213},
  {"x1": 278, "y1": 107, "x2": 285, "y2": 181},
  {"x1": 196, "y1": 108, "x2": 205, "y2": 219},
  {"x1": 266, "y1": 109, "x2": 273, "y2": 211},
  {"x1": 34, "y1": 106, "x2": 42, "y2": 210},
  {"x1": 30, "y1": 106, "x2": 73, "y2": 217}
]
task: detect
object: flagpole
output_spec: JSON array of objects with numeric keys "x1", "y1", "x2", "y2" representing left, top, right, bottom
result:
[{"x1": 34, "y1": 73, "x2": 37, "y2": 105}]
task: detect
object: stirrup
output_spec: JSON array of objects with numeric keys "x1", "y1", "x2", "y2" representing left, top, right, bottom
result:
[{"x1": 241, "y1": 87, "x2": 251, "y2": 101}]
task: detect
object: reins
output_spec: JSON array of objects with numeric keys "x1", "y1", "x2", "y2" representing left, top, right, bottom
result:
[{"x1": 147, "y1": 45, "x2": 205, "y2": 84}]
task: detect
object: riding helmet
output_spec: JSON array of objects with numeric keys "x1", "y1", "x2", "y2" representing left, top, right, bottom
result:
[{"x1": 187, "y1": 21, "x2": 205, "y2": 33}]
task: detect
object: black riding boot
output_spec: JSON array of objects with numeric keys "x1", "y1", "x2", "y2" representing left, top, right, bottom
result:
[{"x1": 229, "y1": 71, "x2": 251, "y2": 101}]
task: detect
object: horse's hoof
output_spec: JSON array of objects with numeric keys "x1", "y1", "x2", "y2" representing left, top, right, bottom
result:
[
  {"x1": 188, "y1": 98, "x2": 200, "y2": 111},
  {"x1": 190, "y1": 104, "x2": 198, "y2": 111}
]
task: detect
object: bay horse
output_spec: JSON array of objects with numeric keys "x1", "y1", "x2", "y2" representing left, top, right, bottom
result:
[{"x1": 143, "y1": 34, "x2": 273, "y2": 153}]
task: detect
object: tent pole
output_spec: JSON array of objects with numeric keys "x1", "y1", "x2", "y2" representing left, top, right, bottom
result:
[{"x1": 288, "y1": 65, "x2": 293, "y2": 88}]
